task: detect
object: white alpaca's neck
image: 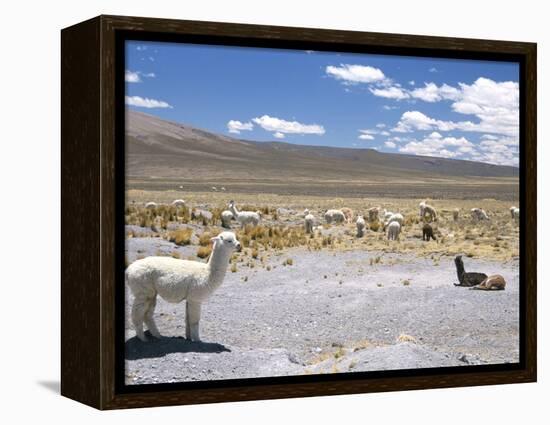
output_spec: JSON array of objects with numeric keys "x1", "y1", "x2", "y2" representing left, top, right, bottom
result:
[{"x1": 206, "y1": 245, "x2": 232, "y2": 289}]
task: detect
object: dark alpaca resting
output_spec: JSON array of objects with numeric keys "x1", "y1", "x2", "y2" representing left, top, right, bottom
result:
[
  {"x1": 454, "y1": 255, "x2": 487, "y2": 287},
  {"x1": 422, "y1": 223, "x2": 436, "y2": 241}
]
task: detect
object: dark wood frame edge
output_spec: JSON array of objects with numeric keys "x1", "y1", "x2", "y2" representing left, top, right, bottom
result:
[{"x1": 61, "y1": 15, "x2": 537, "y2": 410}]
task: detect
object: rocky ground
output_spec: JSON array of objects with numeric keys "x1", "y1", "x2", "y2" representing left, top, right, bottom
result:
[{"x1": 124, "y1": 241, "x2": 519, "y2": 385}]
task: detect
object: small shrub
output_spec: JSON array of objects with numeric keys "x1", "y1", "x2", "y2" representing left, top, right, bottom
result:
[
  {"x1": 231, "y1": 263, "x2": 238, "y2": 273},
  {"x1": 197, "y1": 246, "x2": 212, "y2": 259},
  {"x1": 171, "y1": 251, "x2": 181, "y2": 259},
  {"x1": 168, "y1": 228, "x2": 193, "y2": 246},
  {"x1": 369, "y1": 221, "x2": 381, "y2": 232},
  {"x1": 285, "y1": 258, "x2": 293, "y2": 266}
]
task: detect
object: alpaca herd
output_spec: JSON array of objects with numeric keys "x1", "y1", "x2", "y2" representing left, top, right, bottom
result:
[
  {"x1": 141, "y1": 199, "x2": 519, "y2": 242},
  {"x1": 127, "y1": 197, "x2": 515, "y2": 342}
]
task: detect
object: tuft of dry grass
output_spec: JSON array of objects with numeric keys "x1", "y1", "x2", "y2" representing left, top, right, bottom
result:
[
  {"x1": 198, "y1": 230, "x2": 219, "y2": 247},
  {"x1": 397, "y1": 333, "x2": 417, "y2": 343},
  {"x1": 196, "y1": 245, "x2": 212, "y2": 259},
  {"x1": 167, "y1": 228, "x2": 193, "y2": 246}
]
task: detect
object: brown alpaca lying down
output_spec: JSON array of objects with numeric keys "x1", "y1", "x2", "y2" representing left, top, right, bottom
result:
[{"x1": 470, "y1": 274, "x2": 506, "y2": 290}]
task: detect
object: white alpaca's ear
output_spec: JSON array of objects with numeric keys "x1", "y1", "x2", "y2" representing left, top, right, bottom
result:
[{"x1": 211, "y1": 236, "x2": 221, "y2": 243}]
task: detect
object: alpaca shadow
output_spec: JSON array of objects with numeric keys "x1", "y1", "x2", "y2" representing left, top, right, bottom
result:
[{"x1": 125, "y1": 333, "x2": 231, "y2": 360}]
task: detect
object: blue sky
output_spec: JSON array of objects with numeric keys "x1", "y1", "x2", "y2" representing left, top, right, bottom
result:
[{"x1": 126, "y1": 41, "x2": 520, "y2": 166}]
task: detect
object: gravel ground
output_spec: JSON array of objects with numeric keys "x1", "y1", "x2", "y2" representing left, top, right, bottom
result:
[{"x1": 124, "y1": 238, "x2": 519, "y2": 385}]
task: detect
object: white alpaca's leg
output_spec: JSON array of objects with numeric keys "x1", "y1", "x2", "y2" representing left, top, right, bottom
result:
[
  {"x1": 186, "y1": 301, "x2": 202, "y2": 342},
  {"x1": 144, "y1": 296, "x2": 161, "y2": 339},
  {"x1": 131, "y1": 298, "x2": 148, "y2": 341}
]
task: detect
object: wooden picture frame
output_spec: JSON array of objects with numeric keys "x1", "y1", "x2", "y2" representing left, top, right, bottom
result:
[{"x1": 61, "y1": 14, "x2": 537, "y2": 410}]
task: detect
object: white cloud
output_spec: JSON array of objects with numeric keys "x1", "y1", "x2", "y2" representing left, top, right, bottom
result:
[
  {"x1": 398, "y1": 132, "x2": 474, "y2": 158},
  {"x1": 359, "y1": 129, "x2": 378, "y2": 135},
  {"x1": 451, "y1": 77, "x2": 519, "y2": 136},
  {"x1": 227, "y1": 120, "x2": 253, "y2": 134},
  {"x1": 376, "y1": 123, "x2": 386, "y2": 128},
  {"x1": 429, "y1": 67, "x2": 438, "y2": 73},
  {"x1": 409, "y1": 80, "x2": 415, "y2": 86},
  {"x1": 359, "y1": 134, "x2": 375, "y2": 140},
  {"x1": 395, "y1": 131, "x2": 518, "y2": 166},
  {"x1": 391, "y1": 106, "x2": 517, "y2": 137},
  {"x1": 136, "y1": 45, "x2": 147, "y2": 51},
  {"x1": 370, "y1": 86, "x2": 410, "y2": 100},
  {"x1": 273, "y1": 132, "x2": 285, "y2": 139},
  {"x1": 382, "y1": 105, "x2": 398, "y2": 110},
  {"x1": 252, "y1": 115, "x2": 325, "y2": 135},
  {"x1": 125, "y1": 96, "x2": 172, "y2": 109},
  {"x1": 380, "y1": 131, "x2": 391, "y2": 136},
  {"x1": 410, "y1": 82, "x2": 459, "y2": 102},
  {"x1": 125, "y1": 70, "x2": 156, "y2": 82},
  {"x1": 385, "y1": 141, "x2": 397, "y2": 148},
  {"x1": 125, "y1": 70, "x2": 141, "y2": 83},
  {"x1": 325, "y1": 64, "x2": 386, "y2": 84}
]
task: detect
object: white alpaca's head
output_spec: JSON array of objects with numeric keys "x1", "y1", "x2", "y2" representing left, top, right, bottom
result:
[{"x1": 211, "y1": 231, "x2": 241, "y2": 253}]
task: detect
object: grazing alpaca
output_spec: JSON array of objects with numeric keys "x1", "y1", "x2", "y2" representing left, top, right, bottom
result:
[
  {"x1": 126, "y1": 231, "x2": 241, "y2": 342},
  {"x1": 356, "y1": 215, "x2": 366, "y2": 237},
  {"x1": 340, "y1": 207, "x2": 354, "y2": 224},
  {"x1": 509, "y1": 206, "x2": 517, "y2": 218},
  {"x1": 470, "y1": 274, "x2": 506, "y2": 291},
  {"x1": 422, "y1": 223, "x2": 436, "y2": 241},
  {"x1": 387, "y1": 221, "x2": 401, "y2": 241},
  {"x1": 228, "y1": 200, "x2": 261, "y2": 228},
  {"x1": 324, "y1": 209, "x2": 345, "y2": 224},
  {"x1": 452, "y1": 208, "x2": 459, "y2": 222},
  {"x1": 368, "y1": 207, "x2": 380, "y2": 222},
  {"x1": 453, "y1": 255, "x2": 487, "y2": 287},
  {"x1": 171, "y1": 199, "x2": 186, "y2": 208},
  {"x1": 383, "y1": 213, "x2": 404, "y2": 230},
  {"x1": 419, "y1": 201, "x2": 437, "y2": 222},
  {"x1": 304, "y1": 213, "x2": 315, "y2": 234},
  {"x1": 382, "y1": 209, "x2": 394, "y2": 221},
  {"x1": 471, "y1": 208, "x2": 489, "y2": 221}
]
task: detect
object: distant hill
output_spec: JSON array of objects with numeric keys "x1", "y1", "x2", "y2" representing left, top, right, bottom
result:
[{"x1": 126, "y1": 110, "x2": 518, "y2": 182}]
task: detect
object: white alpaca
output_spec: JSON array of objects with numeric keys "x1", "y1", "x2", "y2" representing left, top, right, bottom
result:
[
  {"x1": 145, "y1": 202, "x2": 158, "y2": 209},
  {"x1": 211, "y1": 186, "x2": 217, "y2": 192},
  {"x1": 382, "y1": 209, "x2": 394, "y2": 221},
  {"x1": 356, "y1": 215, "x2": 366, "y2": 237},
  {"x1": 471, "y1": 208, "x2": 489, "y2": 221},
  {"x1": 221, "y1": 210, "x2": 234, "y2": 228},
  {"x1": 126, "y1": 231, "x2": 241, "y2": 342},
  {"x1": 387, "y1": 221, "x2": 401, "y2": 241},
  {"x1": 324, "y1": 209, "x2": 345, "y2": 224},
  {"x1": 304, "y1": 213, "x2": 315, "y2": 234},
  {"x1": 384, "y1": 213, "x2": 404, "y2": 230},
  {"x1": 221, "y1": 187, "x2": 226, "y2": 191},
  {"x1": 172, "y1": 199, "x2": 186, "y2": 208},
  {"x1": 419, "y1": 201, "x2": 437, "y2": 221},
  {"x1": 228, "y1": 200, "x2": 261, "y2": 228},
  {"x1": 340, "y1": 207, "x2": 354, "y2": 224},
  {"x1": 511, "y1": 207, "x2": 520, "y2": 222}
]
